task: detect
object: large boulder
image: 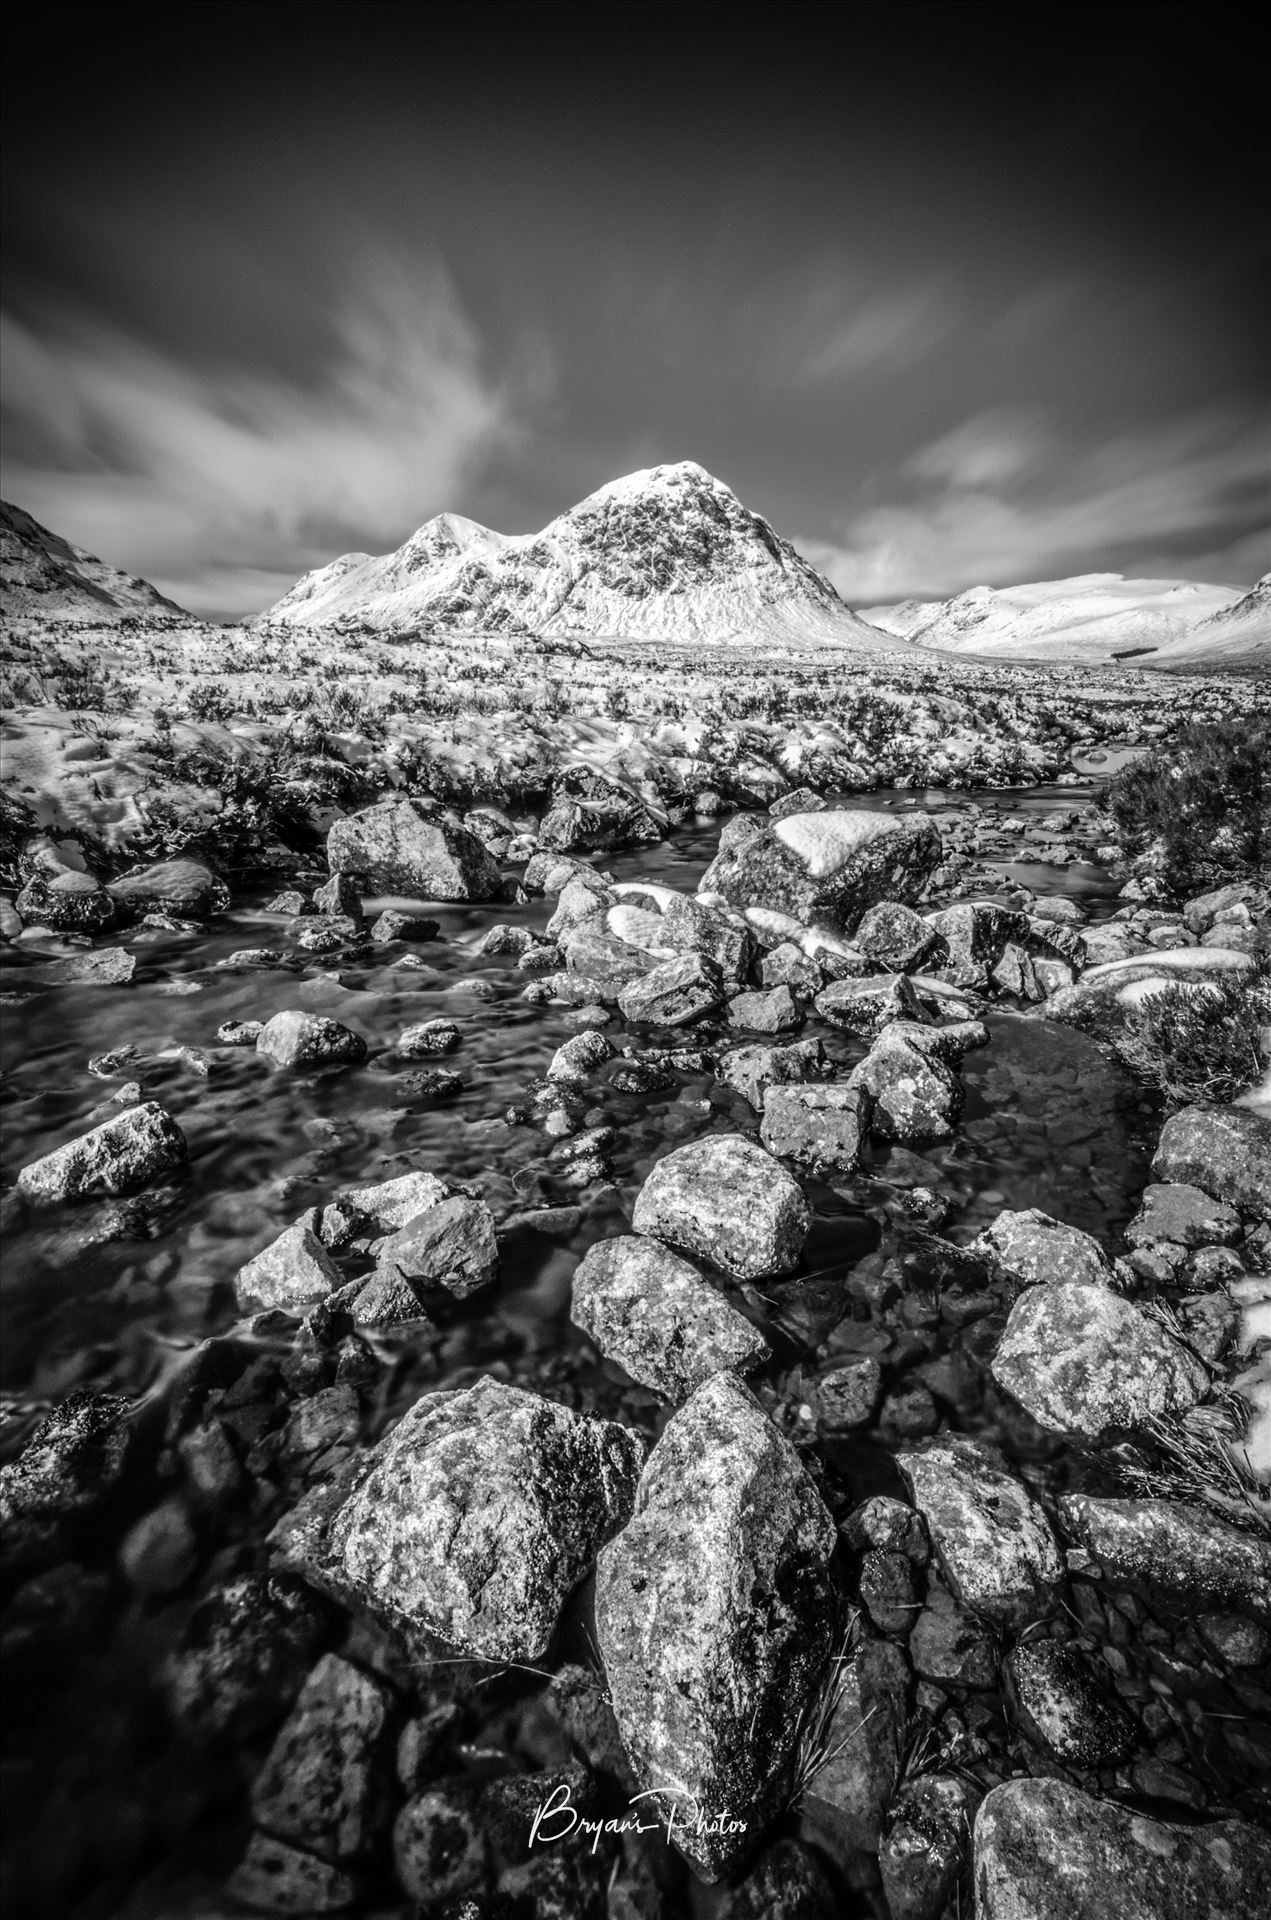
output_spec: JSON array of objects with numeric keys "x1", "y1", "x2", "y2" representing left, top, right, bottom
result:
[
  {"x1": 1152, "y1": 1103, "x2": 1271, "y2": 1219},
  {"x1": 327, "y1": 798, "x2": 501, "y2": 900},
  {"x1": 991, "y1": 1282, "x2": 1207, "y2": 1439},
  {"x1": 1058, "y1": 1496, "x2": 1271, "y2": 1624},
  {"x1": 318, "y1": 1377, "x2": 643, "y2": 1661},
  {"x1": 570, "y1": 1235, "x2": 769, "y2": 1401},
  {"x1": 898, "y1": 1440, "x2": 1062, "y2": 1628},
  {"x1": 973, "y1": 1777, "x2": 1270, "y2": 1920},
  {"x1": 698, "y1": 809, "x2": 940, "y2": 934},
  {"x1": 17, "y1": 1101, "x2": 187, "y2": 1205},
  {"x1": 595, "y1": 1372, "x2": 836, "y2": 1879},
  {"x1": 632, "y1": 1133, "x2": 810, "y2": 1279}
]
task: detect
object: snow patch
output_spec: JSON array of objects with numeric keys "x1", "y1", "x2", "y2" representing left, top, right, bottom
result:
[{"x1": 773, "y1": 809, "x2": 902, "y2": 879}]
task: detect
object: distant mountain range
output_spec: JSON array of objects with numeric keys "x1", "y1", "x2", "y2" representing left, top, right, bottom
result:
[
  {"x1": 2, "y1": 472, "x2": 1266, "y2": 669},
  {"x1": 0, "y1": 500, "x2": 184, "y2": 622},
  {"x1": 257, "y1": 461, "x2": 906, "y2": 650},
  {"x1": 861, "y1": 571, "x2": 1270, "y2": 669}
]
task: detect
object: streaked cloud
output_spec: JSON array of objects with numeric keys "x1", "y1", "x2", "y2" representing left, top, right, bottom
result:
[
  {"x1": 0, "y1": 250, "x2": 544, "y2": 615},
  {"x1": 804, "y1": 406, "x2": 1270, "y2": 602}
]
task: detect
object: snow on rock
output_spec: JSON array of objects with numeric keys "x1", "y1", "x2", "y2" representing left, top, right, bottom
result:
[
  {"x1": 259, "y1": 461, "x2": 910, "y2": 650},
  {"x1": 700, "y1": 809, "x2": 940, "y2": 934}
]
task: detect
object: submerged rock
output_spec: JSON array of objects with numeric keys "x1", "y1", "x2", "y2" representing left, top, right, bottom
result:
[
  {"x1": 1152, "y1": 1103, "x2": 1271, "y2": 1219},
  {"x1": 973, "y1": 1777, "x2": 1270, "y2": 1920},
  {"x1": 319, "y1": 1377, "x2": 643, "y2": 1661},
  {"x1": 570, "y1": 1234, "x2": 768, "y2": 1400},
  {"x1": 0, "y1": 1392, "x2": 133, "y2": 1575},
  {"x1": 632, "y1": 1132, "x2": 810, "y2": 1279},
  {"x1": 974, "y1": 1207, "x2": 1115, "y2": 1288},
  {"x1": 1058, "y1": 1496, "x2": 1271, "y2": 1623},
  {"x1": 991, "y1": 1282, "x2": 1207, "y2": 1439},
  {"x1": 698, "y1": 808, "x2": 940, "y2": 934},
  {"x1": 327, "y1": 797, "x2": 501, "y2": 900},
  {"x1": 595, "y1": 1372, "x2": 835, "y2": 1878},
  {"x1": 898, "y1": 1440, "x2": 1062, "y2": 1627},
  {"x1": 17, "y1": 1101, "x2": 187, "y2": 1205},
  {"x1": 256, "y1": 1010, "x2": 368, "y2": 1069}
]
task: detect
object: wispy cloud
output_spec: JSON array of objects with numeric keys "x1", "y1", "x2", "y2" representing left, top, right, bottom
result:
[
  {"x1": 753, "y1": 261, "x2": 960, "y2": 386},
  {"x1": 804, "y1": 406, "x2": 1270, "y2": 602},
  {"x1": 0, "y1": 251, "x2": 545, "y2": 615}
]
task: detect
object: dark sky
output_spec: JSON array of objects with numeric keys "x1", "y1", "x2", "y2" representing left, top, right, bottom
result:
[{"x1": 3, "y1": 2, "x2": 1267, "y2": 616}]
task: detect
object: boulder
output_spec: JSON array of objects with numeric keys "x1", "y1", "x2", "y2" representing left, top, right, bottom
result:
[
  {"x1": 973, "y1": 1777, "x2": 1271, "y2": 1920},
  {"x1": 236, "y1": 1213, "x2": 343, "y2": 1313},
  {"x1": 15, "y1": 870, "x2": 118, "y2": 933},
  {"x1": 317, "y1": 1377, "x2": 643, "y2": 1661},
  {"x1": 760, "y1": 1084, "x2": 870, "y2": 1173},
  {"x1": 926, "y1": 903, "x2": 1024, "y2": 987},
  {"x1": 810, "y1": 1358, "x2": 882, "y2": 1430},
  {"x1": 329, "y1": 1170, "x2": 451, "y2": 1239},
  {"x1": 570, "y1": 1235, "x2": 769, "y2": 1400},
  {"x1": 728, "y1": 984, "x2": 801, "y2": 1033},
  {"x1": 632, "y1": 1133, "x2": 810, "y2": 1279},
  {"x1": 327, "y1": 797, "x2": 501, "y2": 900},
  {"x1": 537, "y1": 766, "x2": 663, "y2": 855},
  {"x1": 991, "y1": 1282, "x2": 1207, "y2": 1439},
  {"x1": 716, "y1": 1038, "x2": 825, "y2": 1111},
  {"x1": 1058, "y1": 1496, "x2": 1271, "y2": 1624},
  {"x1": 249, "y1": 1652, "x2": 392, "y2": 1861},
  {"x1": 1125, "y1": 1181, "x2": 1242, "y2": 1249},
  {"x1": 759, "y1": 940, "x2": 823, "y2": 996},
  {"x1": 974, "y1": 1207, "x2": 1115, "y2": 1288},
  {"x1": 374, "y1": 1194, "x2": 499, "y2": 1300},
  {"x1": 803, "y1": 1635, "x2": 909, "y2": 1855},
  {"x1": 256, "y1": 1011, "x2": 367, "y2": 1069},
  {"x1": 698, "y1": 809, "x2": 940, "y2": 934},
  {"x1": 547, "y1": 1029, "x2": 615, "y2": 1083},
  {"x1": 909, "y1": 1579, "x2": 997, "y2": 1689},
  {"x1": 595, "y1": 1372, "x2": 835, "y2": 1878},
  {"x1": 815, "y1": 973, "x2": 923, "y2": 1036},
  {"x1": 848, "y1": 1032, "x2": 963, "y2": 1144},
  {"x1": 1152, "y1": 1103, "x2": 1271, "y2": 1219},
  {"x1": 854, "y1": 900, "x2": 939, "y2": 973},
  {"x1": 397, "y1": 1018, "x2": 460, "y2": 1057},
  {"x1": 617, "y1": 952, "x2": 725, "y2": 1026},
  {"x1": 17, "y1": 1101, "x2": 187, "y2": 1205},
  {"x1": 108, "y1": 858, "x2": 230, "y2": 918},
  {"x1": 898, "y1": 1440, "x2": 1062, "y2": 1627}
]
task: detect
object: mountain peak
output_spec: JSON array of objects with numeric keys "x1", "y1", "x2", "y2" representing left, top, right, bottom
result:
[{"x1": 0, "y1": 499, "x2": 185, "y2": 622}]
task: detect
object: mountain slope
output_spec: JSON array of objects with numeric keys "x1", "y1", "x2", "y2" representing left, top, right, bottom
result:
[
  {"x1": 0, "y1": 500, "x2": 186, "y2": 621},
  {"x1": 260, "y1": 461, "x2": 908, "y2": 650},
  {"x1": 861, "y1": 572, "x2": 1268, "y2": 667}
]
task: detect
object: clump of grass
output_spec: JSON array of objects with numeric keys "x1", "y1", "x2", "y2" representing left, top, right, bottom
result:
[
  {"x1": 1101, "y1": 717, "x2": 1270, "y2": 893},
  {"x1": 1113, "y1": 964, "x2": 1270, "y2": 1107},
  {"x1": 1114, "y1": 1394, "x2": 1270, "y2": 1537},
  {"x1": 788, "y1": 1608, "x2": 862, "y2": 1809}
]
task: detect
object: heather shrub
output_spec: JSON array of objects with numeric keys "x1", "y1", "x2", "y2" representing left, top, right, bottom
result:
[
  {"x1": 1114, "y1": 964, "x2": 1271, "y2": 1108},
  {"x1": 1102, "y1": 719, "x2": 1270, "y2": 892}
]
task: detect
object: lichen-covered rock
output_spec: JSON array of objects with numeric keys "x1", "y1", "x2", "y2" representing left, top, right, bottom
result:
[
  {"x1": 760, "y1": 1083, "x2": 870, "y2": 1173},
  {"x1": 810, "y1": 1358, "x2": 882, "y2": 1429},
  {"x1": 617, "y1": 951, "x2": 726, "y2": 1026},
  {"x1": 716, "y1": 1037, "x2": 824, "y2": 1111},
  {"x1": 815, "y1": 971, "x2": 923, "y2": 1036},
  {"x1": 632, "y1": 1132, "x2": 810, "y2": 1279},
  {"x1": 328, "y1": 797, "x2": 501, "y2": 900},
  {"x1": 698, "y1": 809, "x2": 940, "y2": 934},
  {"x1": 537, "y1": 766, "x2": 663, "y2": 855},
  {"x1": 991, "y1": 1283, "x2": 1207, "y2": 1439},
  {"x1": 17, "y1": 1101, "x2": 187, "y2": 1205},
  {"x1": 854, "y1": 900, "x2": 940, "y2": 974},
  {"x1": 973, "y1": 1777, "x2": 1271, "y2": 1920},
  {"x1": 1152, "y1": 1103, "x2": 1271, "y2": 1219},
  {"x1": 547, "y1": 1029, "x2": 616, "y2": 1083},
  {"x1": 926, "y1": 903, "x2": 1023, "y2": 986},
  {"x1": 974, "y1": 1208, "x2": 1115, "y2": 1288},
  {"x1": 236, "y1": 1213, "x2": 343, "y2": 1313},
  {"x1": 0, "y1": 1393, "x2": 133, "y2": 1575},
  {"x1": 898, "y1": 1440, "x2": 1062, "y2": 1627},
  {"x1": 1058, "y1": 1496, "x2": 1271, "y2": 1624},
  {"x1": 256, "y1": 1010, "x2": 367, "y2": 1069},
  {"x1": 1006, "y1": 1639, "x2": 1134, "y2": 1765},
  {"x1": 880, "y1": 1774, "x2": 979, "y2": 1920},
  {"x1": 803, "y1": 1635, "x2": 909, "y2": 1855},
  {"x1": 108, "y1": 857, "x2": 230, "y2": 919},
  {"x1": 374, "y1": 1194, "x2": 499, "y2": 1299},
  {"x1": 1126, "y1": 1181, "x2": 1243, "y2": 1249},
  {"x1": 321, "y1": 1377, "x2": 643, "y2": 1661},
  {"x1": 848, "y1": 1031, "x2": 963, "y2": 1144},
  {"x1": 571, "y1": 1234, "x2": 768, "y2": 1401},
  {"x1": 909, "y1": 1580, "x2": 997, "y2": 1689},
  {"x1": 249, "y1": 1652, "x2": 391, "y2": 1862},
  {"x1": 595, "y1": 1372, "x2": 835, "y2": 1878}
]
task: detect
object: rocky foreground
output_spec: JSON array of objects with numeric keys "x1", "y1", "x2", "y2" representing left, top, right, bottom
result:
[{"x1": 2, "y1": 765, "x2": 1270, "y2": 1917}]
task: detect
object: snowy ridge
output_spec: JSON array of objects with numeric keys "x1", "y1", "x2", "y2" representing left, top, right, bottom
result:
[
  {"x1": 0, "y1": 500, "x2": 186, "y2": 622},
  {"x1": 861, "y1": 572, "x2": 1269, "y2": 667},
  {"x1": 259, "y1": 461, "x2": 908, "y2": 651}
]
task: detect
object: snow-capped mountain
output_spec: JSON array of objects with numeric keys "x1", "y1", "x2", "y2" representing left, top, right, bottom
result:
[
  {"x1": 260, "y1": 461, "x2": 908, "y2": 650},
  {"x1": 0, "y1": 500, "x2": 186, "y2": 622},
  {"x1": 862, "y1": 572, "x2": 1269, "y2": 668}
]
